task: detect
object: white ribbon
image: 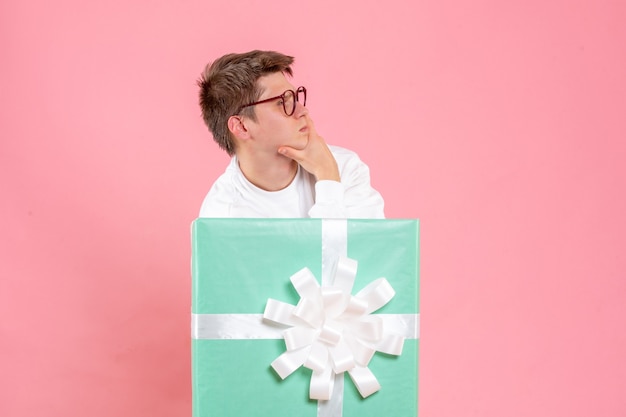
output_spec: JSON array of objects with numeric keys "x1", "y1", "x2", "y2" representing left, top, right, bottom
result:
[
  {"x1": 263, "y1": 256, "x2": 407, "y2": 401},
  {"x1": 319, "y1": 219, "x2": 348, "y2": 417}
]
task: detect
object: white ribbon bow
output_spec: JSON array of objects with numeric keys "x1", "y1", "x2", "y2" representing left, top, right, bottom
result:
[{"x1": 263, "y1": 257, "x2": 405, "y2": 401}]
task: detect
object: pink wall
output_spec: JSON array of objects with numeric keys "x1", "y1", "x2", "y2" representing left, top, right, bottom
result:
[{"x1": 2, "y1": 0, "x2": 625, "y2": 416}]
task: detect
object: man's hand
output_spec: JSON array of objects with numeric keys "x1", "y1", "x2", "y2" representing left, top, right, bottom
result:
[{"x1": 278, "y1": 115, "x2": 340, "y2": 182}]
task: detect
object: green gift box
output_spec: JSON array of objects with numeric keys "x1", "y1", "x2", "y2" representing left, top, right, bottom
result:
[{"x1": 191, "y1": 219, "x2": 420, "y2": 417}]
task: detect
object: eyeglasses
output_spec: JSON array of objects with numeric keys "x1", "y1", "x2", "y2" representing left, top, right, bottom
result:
[{"x1": 238, "y1": 86, "x2": 307, "y2": 116}]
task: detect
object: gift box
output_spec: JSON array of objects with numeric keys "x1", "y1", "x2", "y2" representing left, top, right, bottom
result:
[{"x1": 191, "y1": 219, "x2": 420, "y2": 417}]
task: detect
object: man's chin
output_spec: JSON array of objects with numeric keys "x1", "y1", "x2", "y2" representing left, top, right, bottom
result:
[{"x1": 294, "y1": 137, "x2": 309, "y2": 150}]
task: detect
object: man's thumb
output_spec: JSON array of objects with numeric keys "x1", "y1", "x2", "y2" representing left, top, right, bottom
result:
[{"x1": 278, "y1": 146, "x2": 298, "y2": 160}]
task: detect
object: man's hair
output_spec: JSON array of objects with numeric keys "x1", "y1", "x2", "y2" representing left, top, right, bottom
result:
[{"x1": 197, "y1": 50, "x2": 294, "y2": 156}]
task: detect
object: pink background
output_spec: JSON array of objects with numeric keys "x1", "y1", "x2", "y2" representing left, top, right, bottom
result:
[{"x1": 2, "y1": 0, "x2": 625, "y2": 416}]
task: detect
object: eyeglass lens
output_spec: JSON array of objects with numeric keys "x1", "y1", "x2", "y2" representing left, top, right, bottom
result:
[{"x1": 283, "y1": 87, "x2": 306, "y2": 116}]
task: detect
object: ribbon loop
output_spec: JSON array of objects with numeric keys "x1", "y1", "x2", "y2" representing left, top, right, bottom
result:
[
  {"x1": 355, "y1": 278, "x2": 395, "y2": 314},
  {"x1": 291, "y1": 267, "x2": 321, "y2": 298},
  {"x1": 348, "y1": 366, "x2": 381, "y2": 398},
  {"x1": 305, "y1": 342, "x2": 329, "y2": 373},
  {"x1": 321, "y1": 287, "x2": 348, "y2": 319},
  {"x1": 284, "y1": 326, "x2": 317, "y2": 351},
  {"x1": 271, "y1": 346, "x2": 310, "y2": 379},
  {"x1": 343, "y1": 296, "x2": 368, "y2": 316},
  {"x1": 294, "y1": 297, "x2": 324, "y2": 328},
  {"x1": 318, "y1": 321, "x2": 343, "y2": 346},
  {"x1": 329, "y1": 339, "x2": 356, "y2": 373},
  {"x1": 263, "y1": 299, "x2": 296, "y2": 325},
  {"x1": 344, "y1": 334, "x2": 376, "y2": 366}
]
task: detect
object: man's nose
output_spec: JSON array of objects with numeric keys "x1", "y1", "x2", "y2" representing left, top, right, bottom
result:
[{"x1": 293, "y1": 101, "x2": 308, "y2": 117}]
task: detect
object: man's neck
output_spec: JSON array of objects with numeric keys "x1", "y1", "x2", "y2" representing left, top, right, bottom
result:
[{"x1": 237, "y1": 152, "x2": 298, "y2": 192}]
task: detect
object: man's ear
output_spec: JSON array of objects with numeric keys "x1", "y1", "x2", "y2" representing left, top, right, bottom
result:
[{"x1": 227, "y1": 115, "x2": 251, "y2": 141}]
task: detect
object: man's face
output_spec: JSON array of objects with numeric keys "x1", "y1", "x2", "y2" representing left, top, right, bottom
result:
[{"x1": 244, "y1": 72, "x2": 309, "y2": 153}]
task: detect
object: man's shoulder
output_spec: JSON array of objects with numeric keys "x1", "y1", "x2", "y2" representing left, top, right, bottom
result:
[
  {"x1": 198, "y1": 159, "x2": 241, "y2": 217},
  {"x1": 328, "y1": 145, "x2": 367, "y2": 171},
  {"x1": 328, "y1": 145, "x2": 362, "y2": 162},
  {"x1": 328, "y1": 144, "x2": 356, "y2": 155}
]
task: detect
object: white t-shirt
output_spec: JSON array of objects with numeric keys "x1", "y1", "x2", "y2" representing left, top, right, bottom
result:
[{"x1": 199, "y1": 146, "x2": 385, "y2": 218}]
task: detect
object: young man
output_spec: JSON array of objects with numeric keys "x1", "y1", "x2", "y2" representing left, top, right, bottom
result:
[{"x1": 197, "y1": 50, "x2": 384, "y2": 218}]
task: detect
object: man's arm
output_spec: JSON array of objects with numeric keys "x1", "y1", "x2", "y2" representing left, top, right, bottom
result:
[{"x1": 309, "y1": 146, "x2": 385, "y2": 219}]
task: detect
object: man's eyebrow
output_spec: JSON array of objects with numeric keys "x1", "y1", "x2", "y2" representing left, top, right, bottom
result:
[
  {"x1": 261, "y1": 88, "x2": 283, "y2": 99},
  {"x1": 255, "y1": 85, "x2": 266, "y2": 99}
]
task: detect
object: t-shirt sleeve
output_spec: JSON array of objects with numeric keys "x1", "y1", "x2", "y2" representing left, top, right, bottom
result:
[
  {"x1": 308, "y1": 180, "x2": 348, "y2": 218},
  {"x1": 308, "y1": 149, "x2": 385, "y2": 219}
]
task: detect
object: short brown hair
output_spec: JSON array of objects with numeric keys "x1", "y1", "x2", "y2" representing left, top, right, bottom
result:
[{"x1": 197, "y1": 50, "x2": 294, "y2": 155}]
